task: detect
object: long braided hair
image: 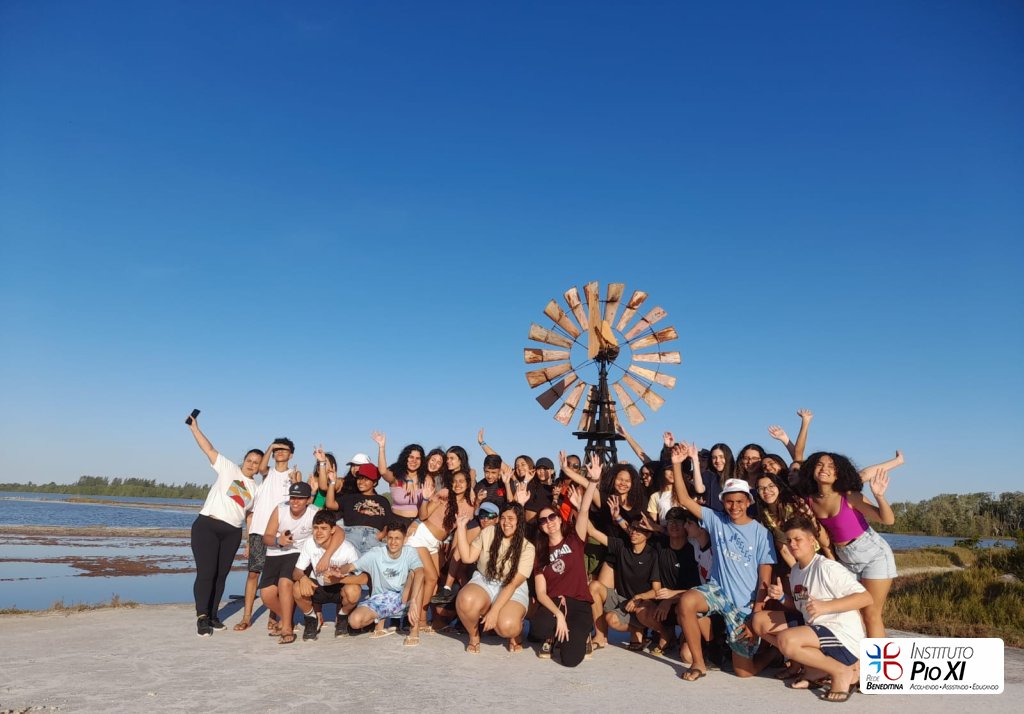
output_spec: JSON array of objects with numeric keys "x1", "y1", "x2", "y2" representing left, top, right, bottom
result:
[{"x1": 485, "y1": 503, "x2": 527, "y2": 586}]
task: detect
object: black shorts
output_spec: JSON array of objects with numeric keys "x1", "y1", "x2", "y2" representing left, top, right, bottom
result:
[
  {"x1": 247, "y1": 533, "x2": 266, "y2": 573},
  {"x1": 312, "y1": 583, "x2": 343, "y2": 606},
  {"x1": 257, "y1": 552, "x2": 300, "y2": 590}
]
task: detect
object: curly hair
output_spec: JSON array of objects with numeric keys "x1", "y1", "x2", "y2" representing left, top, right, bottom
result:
[
  {"x1": 442, "y1": 471, "x2": 473, "y2": 533},
  {"x1": 486, "y1": 503, "x2": 527, "y2": 586},
  {"x1": 390, "y1": 443, "x2": 425, "y2": 482},
  {"x1": 734, "y1": 443, "x2": 766, "y2": 483},
  {"x1": 601, "y1": 464, "x2": 647, "y2": 513},
  {"x1": 797, "y1": 452, "x2": 863, "y2": 497},
  {"x1": 754, "y1": 471, "x2": 819, "y2": 536}
]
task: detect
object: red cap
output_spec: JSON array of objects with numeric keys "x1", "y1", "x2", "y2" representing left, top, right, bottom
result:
[{"x1": 356, "y1": 463, "x2": 380, "y2": 482}]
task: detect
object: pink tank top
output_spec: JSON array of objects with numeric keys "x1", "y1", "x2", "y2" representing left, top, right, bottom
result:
[
  {"x1": 390, "y1": 479, "x2": 422, "y2": 515},
  {"x1": 814, "y1": 495, "x2": 869, "y2": 543}
]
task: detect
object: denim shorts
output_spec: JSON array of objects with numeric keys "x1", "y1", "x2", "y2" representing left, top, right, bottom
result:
[
  {"x1": 467, "y1": 570, "x2": 530, "y2": 609},
  {"x1": 343, "y1": 525, "x2": 382, "y2": 556},
  {"x1": 835, "y1": 527, "x2": 897, "y2": 580}
]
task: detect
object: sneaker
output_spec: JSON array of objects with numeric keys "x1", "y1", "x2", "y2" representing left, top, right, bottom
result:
[
  {"x1": 209, "y1": 618, "x2": 226, "y2": 632},
  {"x1": 196, "y1": 615, "x2": 213, "y2": 638},
  {"x1": 334, "y1": 617, "x2": 349, "y2": 637},
  {"x1": 302, "y1": 615, "x2": 319, "y2": 641},
  {"x1": 584, "y1": 637, "x2": 594, "y2": 659},
  {"x1": 537, "y1": 639, "x2": 554, "y2": 659},
  {"x1": 430, "y1": 586, "x2": 455, "y2": 605}
]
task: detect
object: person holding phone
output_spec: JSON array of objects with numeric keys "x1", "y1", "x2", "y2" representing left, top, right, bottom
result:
[{"x1": 185, "y1": 412, "x2": 263, "y2": 637}]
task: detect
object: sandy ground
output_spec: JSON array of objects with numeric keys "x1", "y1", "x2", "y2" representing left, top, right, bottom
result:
[{"x1": 1, "y1": 606, "x2": 1020, "y2": 713}]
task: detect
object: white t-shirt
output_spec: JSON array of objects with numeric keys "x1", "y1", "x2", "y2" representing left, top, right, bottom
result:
[
  {"x1": 296, "y1": 537, "x2": 361, "y2": 585},
  {"x1": 789, "y1": 553, "x2": 867, "y2": 656},
  {"x1": 199, "y1": 454, "x2": 256, "y2": 529},
  {"x1": 266, "y1": 503, "x2": 318, "y2": 557},
  {"x1": 647, "y1": 490, "x2": 675, "y2": 522},
  {"x1": 250, "y1": 467, "x2": 294, "y2": 536}
]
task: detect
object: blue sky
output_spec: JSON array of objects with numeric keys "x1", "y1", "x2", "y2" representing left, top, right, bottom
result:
[{"x1": 1, "y1": 1, "x2": 1021, "y2": 502}]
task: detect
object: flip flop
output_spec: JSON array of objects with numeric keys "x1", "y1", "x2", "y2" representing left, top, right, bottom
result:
[
  {"x1": 821, "y1": 689, "x2": 853, "y2": 703},
  {"x1": 680, "y1": 668, "x2": 707, "y2": 682},
  {"x1": 507, "y1": 640, "x2": 523, "y2": 654},
  {"x1": 789, "y1": 678, "x2": 829, "y2": 691},
  {"x1": 233, "y1": 620, "x2": 251, "y2": 632},
  {"x1": 403, "y1": 635, "x2": 420, "y2": 647},
  {"x1": 466, "y1": 642, "x2": 481, "y2": 654},
  {"x1": 370, "y1": 627, "x2": 397, "y2": 639},
  {"x1": 626, "y1": 641, "x2": 645, "y2": 652},
  {"x1": 278, "y1": 633, "x2": 296, "y2": 645}
]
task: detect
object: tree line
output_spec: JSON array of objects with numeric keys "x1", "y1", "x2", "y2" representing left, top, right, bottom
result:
[
  {"x1": 0, "y1": 476, "x2": 207, "y2": 500},
  {"x1": 877, "y1": 491, "x2": 1024, "y2": 538}
]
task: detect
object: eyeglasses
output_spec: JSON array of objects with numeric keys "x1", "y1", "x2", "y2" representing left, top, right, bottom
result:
[
  {"x1": 538, "y1": 513, "x2": 560, "y2": 524},
  {"x1": 757, "y1": 484, "x2": 778, "y2": 493}
]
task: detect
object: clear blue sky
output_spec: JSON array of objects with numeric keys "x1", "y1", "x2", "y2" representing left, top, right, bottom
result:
[{"x1": 1, "y1": 1, "x2": 1021, "y2": 502}]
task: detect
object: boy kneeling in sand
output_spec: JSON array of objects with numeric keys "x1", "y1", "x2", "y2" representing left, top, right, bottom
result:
[
  {"x1": 330, "y1": 519, "x2": 425, "y2": 646},
  {"x1": 292, "y1": 510, "x2": 362, "y2": 640},
  {"x1": 751, "y1": 516, "x2": 872, "y2": 703}
]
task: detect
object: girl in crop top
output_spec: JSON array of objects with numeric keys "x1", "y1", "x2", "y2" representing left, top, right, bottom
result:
[
  {"x1": 798, "y1": 451, "x2": 896, "y2": 638},
  {"x1": 371, "y1": 431, "x2": 425, "y2": 521}
]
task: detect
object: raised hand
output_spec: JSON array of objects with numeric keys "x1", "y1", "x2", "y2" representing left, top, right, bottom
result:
[
  {"x1": 513, "y1": 480, "x2": 529, "y2": 506},
  {"x1": 766, "y1": 576, "x2": 784, "y2": 601},
  {"x1": 313, "y1": 444, "x2": 326, "y2": 462},
  {"x1": 870, "y1": 469, "x2": 890, "y2": 499},
  {"x1": 477, "y1": 428, "x2": 486, "y2": 445},
  {"x1": 663, "y1": 431, "x2": 675, "y2": 448},
  {"x1": 421, "y1": 478, "x2": 435, "y2": 502},
  {"x1": 797, "y1": 409, "x2": 814, "y2": 421},
  {"x1": 585, "y1": 452, "x2": 602, "y2": 482},
  {"x1": 476, "y1": 488, "x2": 488, "y2": 503},
  {"x1": 567, "y1": 484, "x2": 583, "y2": 510},
  {"x1": 455, "y1": 513, "x2": 471, "y2": 530},
  {"x1": 370, "y1": 431, "x2": 386, "y2": 447},
  {"x1": 500, "y1": 462, "x2": 514, "y2": 485},
  {"x1": 670, "y1": 443, "x2": 686, "y2": 464},
  {"x1": 768, "y1": 425, "x2": 789, "y2": 443},
  {"x1": 608, "y1": 494, "x2": 621, "y2": 522}
]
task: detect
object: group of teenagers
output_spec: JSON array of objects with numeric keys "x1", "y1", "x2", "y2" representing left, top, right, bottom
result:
[{"x1": 186, "y1": 408, "x2": 904, "y2": 703}]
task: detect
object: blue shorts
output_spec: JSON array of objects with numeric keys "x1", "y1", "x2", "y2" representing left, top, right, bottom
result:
[
  {"x1": 360, "y1": 590, "x2": 409, "y2": 622},
  {"x1": 693, "y1": 581, "x2": 759, "y2": 659},
  {"x1": 810, "y1": 625, "x2": 858, "y2": 665},
  {"x1": 835, "y1": 527, "x2": 897, "y2": 580}
]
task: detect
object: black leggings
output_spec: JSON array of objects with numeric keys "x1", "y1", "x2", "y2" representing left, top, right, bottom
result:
[
  {"x1": 529, "y1": 596, "x2": 594, "y2": 668},
  {"x1": 190, "y1": 515, "x2": 242, "y2": 618}
]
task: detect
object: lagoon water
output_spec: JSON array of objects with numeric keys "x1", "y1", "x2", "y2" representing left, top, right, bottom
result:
[{"x1": 0, "y1": 492, "x2": 1015, "y2": 610}]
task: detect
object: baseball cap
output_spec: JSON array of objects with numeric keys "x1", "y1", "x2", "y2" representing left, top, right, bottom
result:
[
  {"x1": 356, "y1": 463, "x2": 380, "y2": 482},
  {"x1": 478, "y1": 501, "x2": 501, "y2": 517},
  {"x1": 289, "y1": 481, "x2": 313, "y2": 499},
  {"x1": 347, "y1": 453, "x2": 372, "y2": 466},
  {"x1": 535, "y1": 457, "x2": 555, "y2": 470}
]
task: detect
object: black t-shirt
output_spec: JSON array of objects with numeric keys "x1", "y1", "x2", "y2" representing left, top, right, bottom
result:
[
  {"x1": 606, "y1": 535, "x2": 660, "y2": 598},
  {"x1": 653, "y1": 535, "x2": 701, "y2": 591},
  {"x1": 475, "y1": 479, "x2": 507, "y2": 507},
  {"x1": 339, "y1": 493, "x2": 392, "y2": 530},
  {"x1": 522, "y1": 479, "x2": 553, "y2": 513}
]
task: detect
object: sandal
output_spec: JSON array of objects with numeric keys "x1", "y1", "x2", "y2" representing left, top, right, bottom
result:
[
  {"x1": 466, "y1": 642, "x2": 481, "y2": 654},
  {"x1": 267, "y1": 627, "x2": 283, "y2": 637},
  {"x1": 775, "y1": 663, "x2": 804, "y2": 680},
  {"x1": 821, "y1": 689, "x2": 853, "y2": 703},
  {"x1": 370, "y1": 627, "x2": 396, "y2": 639},
  {"x1": 233, "y1": 620, "x2": 251, "y2": 632},
  {"x1": 680, "y1": 667, "x2": 707, "y2": 682},
  {"x1": 277, "y1": 633, "x2": 296, "y2": 645},
  {"x1": 626, "y1": 641, "x2": 645, "y2": 652},
  {"x1": 507, "y1": 640, "x2": 523, "y2": 654},
  {"x1": 403, "y1": 635, "x2": 420, "y2": 647}
]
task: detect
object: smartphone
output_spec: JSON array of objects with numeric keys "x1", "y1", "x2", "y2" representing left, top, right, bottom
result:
[{"x1": 185, "y1": 409, "x2": 200, "y2": 425}]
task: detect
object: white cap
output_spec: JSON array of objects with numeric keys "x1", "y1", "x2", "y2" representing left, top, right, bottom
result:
[{"x1": 346, "y1": 453, "x2": 372, "y2": 466}]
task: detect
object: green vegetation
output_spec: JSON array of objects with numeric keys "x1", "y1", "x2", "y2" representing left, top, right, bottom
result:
[
  {"x1": 893, "y1": 546, "x2": 977, "y2": 570},
  {"x1": 0, "y1": 475, "x2": 207, "y2": 500},
  {"x1": 887, "y1": 542, "x2": 1024, "y2": 646},
  {"x1": 876, "y1": 491, "x2": 1024, "y2": 538},
  {"x1": 0, "y1": 594, "x2": 139, "y2": 615}
]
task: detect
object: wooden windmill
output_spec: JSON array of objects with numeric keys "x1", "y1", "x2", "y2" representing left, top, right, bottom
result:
[{"x1": 524, "y1": 281, "x2": 681, "y2": 465}]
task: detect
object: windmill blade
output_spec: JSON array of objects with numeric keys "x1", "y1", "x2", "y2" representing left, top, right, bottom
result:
[
  {"x1": 553, "y1": 381, "x2": 587, "y2": 425},
  {"x1": 528, "y1": 323, "x2": 573, "y2": 349},
  {"x1": 534, "y1": 373, "x2": 578, "y2": 409},
  {"x1": 628, "y1": 364, "x2": 677, "y2": 389},
  {"x1": 604, "y1": 283, "x2": 625, "y2": 327},
  {"x1": 543, "y1": 300, "x2": 581, "y2": 339},
  {"x1": 628, "y1": 326, "x2": 678, "y2": 350},
  {"x1": 563, "y1": 287, "x2": 588, "y2": 331},
  {"x1": 583, "y1": 281, "x2": 600, "y2": 316},
  {"x1": 612, "y1": 383, "x2": 645, "y2": 425},
  {"x1": 526, "y1": 362, "x2": 573, "y2": 388},
  {"x1": 615, "y1": 290, "x2": 648, "y2": 332},
  {"x1": 623, "y1": 306, "x2": 668, "y2": 340},
  {"x1": 524, "y1": 348, "x2": 571, "y2": 364},
  {"x1": 631, "y1": 351, "x2": 681, "y2": 364},
  {"x1": 577, "y1": 387, "x2": 596, "y2": 431},
  {"x1": 621, "y1": 373, "x2": 666, "y2": 412}
]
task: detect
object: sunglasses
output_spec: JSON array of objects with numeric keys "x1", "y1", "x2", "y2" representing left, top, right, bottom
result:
[
  {"x1": 538, "y1": 513, "x2": 560, "y2": 524},
  {"x1": 479, "y1": 512, "x2": 499, "y2": 519}
]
